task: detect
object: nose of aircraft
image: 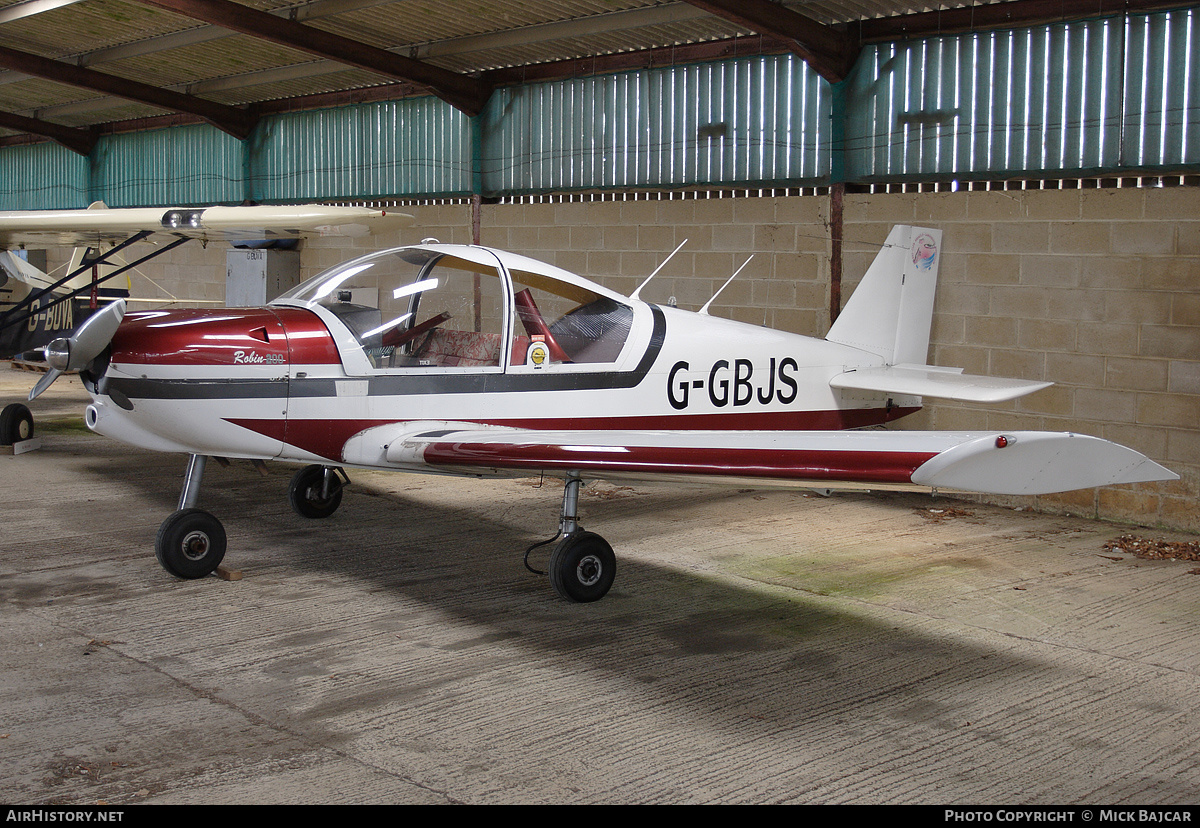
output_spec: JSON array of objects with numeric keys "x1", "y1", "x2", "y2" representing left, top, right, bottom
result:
[
  {"x1": 83, "y1": 306, "x2": 298, "y2": 457},
  {"x1": 105, "y1": 306, "x2": 291, "y2": 368}
]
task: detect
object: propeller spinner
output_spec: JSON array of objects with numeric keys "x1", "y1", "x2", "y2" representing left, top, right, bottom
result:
[{"x1": 29, "y1": 299, "x2": 126, "y2": 401}]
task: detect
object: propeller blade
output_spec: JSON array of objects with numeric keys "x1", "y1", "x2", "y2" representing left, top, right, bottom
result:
[
  {"x1": 28, "y1": 367, "x2": 62, "y2": 401},
  {"x1": 67, "y1": 298, "x2": 125, "y2": 371},
  {"x1": 27, "y1": 299, "x2": 126, "y2": 401}
]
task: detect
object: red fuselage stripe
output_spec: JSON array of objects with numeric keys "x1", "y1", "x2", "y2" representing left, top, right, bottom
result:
[
  {"x1": 422, "y1": 441, "x2": 938, "y2": 483},
  {"x1": 225, "y1": 410, "x2": 919, "y2": 463}
]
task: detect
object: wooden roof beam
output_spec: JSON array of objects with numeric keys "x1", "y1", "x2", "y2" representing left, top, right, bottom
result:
[
  {"x1": 0, "y1": 45, "x2": 257, "y2": 139},
  {"x1": 0, "y1": 109, "x2": 97, "y2": 155},
  {"x1": 129, "y1": 0, "x2": 493, "y2": 116},
  {"x1": 682, "y1": 0, "x2": 857, "y2": 83}
]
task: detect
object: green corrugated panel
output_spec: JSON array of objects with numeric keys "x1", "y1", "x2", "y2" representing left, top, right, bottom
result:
[
  {"x1": 0, "y1": 143, "x2": 88, "y2": 210},
  {"x1": 845, "y1": 10, "x2": 1200, "y2": 181},
  {"x1": 248, "y1": 97, "x2": 472, "y2": 202},
  {"x1": 1123, "y1": 8, "x2": 1200, "y2": 168},
  {"x1": 481, "y1": 54, "x2": 829, "y2": 195},
  {"x1": 5, "y1": 8, "x2": 1200, "y2": 211},
  {"x1": 846, "y1": 17, "x2": 1126, "y2": 181},
  {"x1": 91, "y1": 126, "x2": 245, "y2": 206}
]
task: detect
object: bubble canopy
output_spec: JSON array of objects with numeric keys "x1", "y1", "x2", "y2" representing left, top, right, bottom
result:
[{"x1": 273, "y1": 244, "x2": 635, "y2": 373}]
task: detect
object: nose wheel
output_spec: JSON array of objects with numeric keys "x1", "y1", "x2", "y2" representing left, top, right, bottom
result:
[
  {"x1": 154, "y1": 454, "x2": 226, "y2": 579},
  {"x1": 155, "y1": 507, "x2": 226, "y2": 579}
]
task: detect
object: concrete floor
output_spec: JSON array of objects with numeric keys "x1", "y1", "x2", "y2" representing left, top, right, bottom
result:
[{"x1": 3, "y1": 364, "x2": 1200, "y2": 804}]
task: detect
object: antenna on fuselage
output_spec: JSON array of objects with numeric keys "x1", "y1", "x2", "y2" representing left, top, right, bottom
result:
[
  {"x1": 631, "y1": 239, "x2": 687, "y2": 301},
  {"x1": 699, "y1": 255, "x2": 754, "y2": 315}
]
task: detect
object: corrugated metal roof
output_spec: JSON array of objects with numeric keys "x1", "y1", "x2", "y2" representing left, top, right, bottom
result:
[
  {"x1": 0, "y1": 0, "x2": 201, "y2": 57},
  {"x1": 0, "y1": 0, "x2": 1030, "y2": 139}
]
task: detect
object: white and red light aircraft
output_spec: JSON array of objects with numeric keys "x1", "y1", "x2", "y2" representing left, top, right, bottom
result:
[{"x1": 0, "y1": 209, "x2": 1177, "y2": 601}]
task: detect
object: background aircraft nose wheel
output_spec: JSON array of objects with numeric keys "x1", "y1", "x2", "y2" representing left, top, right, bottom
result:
[
  {"x1": 288, "y1": 464, "x2": 346, "y2": 518},
  {"x1": 155, "y1": 508, "x2": 227, "y2": 579},
  {"x1": 548, "y1": 531, "x2": 616, "y2": 603},
  {"x1": 0, "y1": 403, "x2": 33, "y2": 445}
]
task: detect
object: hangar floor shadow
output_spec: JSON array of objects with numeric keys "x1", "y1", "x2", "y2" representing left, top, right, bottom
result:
[{"x1": 2, "y1": 366, "x2": 1199, "y2": 804}]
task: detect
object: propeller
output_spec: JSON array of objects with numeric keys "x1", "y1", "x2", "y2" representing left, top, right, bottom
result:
[{"x1": 29, "y1": 299, "x2": 126, "y2": 401}]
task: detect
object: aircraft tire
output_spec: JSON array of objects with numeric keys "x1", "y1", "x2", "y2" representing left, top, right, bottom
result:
[
  {"x1": 155, "y1": 508, "x2": 227, "y2": 579},
  {"x1": 548, "y1": 531, "x2": 616, "y2": 603},
  {"x1": 288, "y1": 464, "x2": 343, "y2": 519},
  {"x1": 0, "y1": 403, "x2": 33, "y2": 445}
]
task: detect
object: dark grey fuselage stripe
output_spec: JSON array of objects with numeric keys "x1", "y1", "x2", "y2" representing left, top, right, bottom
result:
[
  {"x1": 101, "y1": 376, "x2": 286, "y2": 400},
  {"x1": 104, "y1": 306, "x2": 667, "y2": 402}
]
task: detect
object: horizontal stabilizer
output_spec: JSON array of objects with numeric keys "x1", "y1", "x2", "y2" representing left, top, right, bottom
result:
[
  {"x1": 385, "y1": 424, "x2": 1176, "y2": 495},
  {"x1": 832, "y1": 363, "x2": 1052, "y2": 403},
  {"x1": 0, "y1": 249, "x2": 55, "y2": 291},
  {"x1": 911, "y1": 432, "x2": 1177, "y2": 495}
]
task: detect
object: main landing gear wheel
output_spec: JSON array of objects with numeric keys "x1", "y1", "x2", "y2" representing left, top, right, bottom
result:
[
  {"x1": 0, "y1": 403, "x2": 33, "y2": 445},
  {"x1": 155, "y1": 508, "x2": 226, "y2": 579},
  {"x1": 288, "y1": 464, "x2": 345, "y2": 519},
  {"x1": 549, "y1": 531, "x2": 616, "y2": 603}
]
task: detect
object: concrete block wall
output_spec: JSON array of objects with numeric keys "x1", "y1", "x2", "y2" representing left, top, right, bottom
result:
[
  {"x1": 476, "y1": 197, "x2": 833, "y2": 336},
  {"x1": 840, "y1": 189, "x2": 1200, "y2": 530},
  {"x1": 51, "y1": 189, "x2": 1198, "y2": 531},
  {"x1": 45, "y1": 235, "x2": 228, "y2": 306}
]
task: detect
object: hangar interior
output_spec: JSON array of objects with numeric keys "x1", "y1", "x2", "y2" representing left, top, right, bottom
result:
[{"x1": 1, "y1": 0, "x2": 1199, "y2": 530}]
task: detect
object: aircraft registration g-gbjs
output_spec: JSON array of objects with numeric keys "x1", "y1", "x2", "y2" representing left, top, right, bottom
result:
[{"x1": 0, "y1": 208, "x2": 1177, "y2": 602}]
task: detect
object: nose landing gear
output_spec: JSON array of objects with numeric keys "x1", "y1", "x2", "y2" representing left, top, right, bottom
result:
[
  {"x1": 155, "y1": 455, "x2": 226, "y2": 579},
  {"x1": 156, "y1": 507, "x2": 227, "y2": 579}
]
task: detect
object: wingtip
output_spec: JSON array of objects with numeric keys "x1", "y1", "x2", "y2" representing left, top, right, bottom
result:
[{"x1": 912, "y1": 432, "x2": 1180, "y2": 495}]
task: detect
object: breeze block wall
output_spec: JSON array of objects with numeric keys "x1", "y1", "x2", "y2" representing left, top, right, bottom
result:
[
  {"x1": 476, "y1": 197, "x2": 832, "y2": 336},
  {"x1": 840, "y1": 188, "x2": 1200, "y2": 531}
]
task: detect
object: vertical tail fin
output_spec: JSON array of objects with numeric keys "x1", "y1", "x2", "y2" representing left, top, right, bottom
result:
[{"x1": 826, "y1": 225, "x2": 942, "y2": 366}]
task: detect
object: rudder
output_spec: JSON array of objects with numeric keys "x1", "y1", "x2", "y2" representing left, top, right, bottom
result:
[{"x1": 826, "y1": 225, "x2": 942, "y2": 366}]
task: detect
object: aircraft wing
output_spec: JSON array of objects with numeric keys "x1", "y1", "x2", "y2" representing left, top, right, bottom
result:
[
  {"x1": 0, "y1": 204, "x2": 411, "y2": 248},
  {"x1": 831, "y1": 363, "x2": 1052, "y2": 403},
  {"x1": 386, "y1": 425, "x2": 1176, "y2": 496}
]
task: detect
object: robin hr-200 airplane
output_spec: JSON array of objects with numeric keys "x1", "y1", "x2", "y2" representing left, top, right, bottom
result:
[{"x1": 0, "y1": 206, "x2": 1177, "y2": 602}]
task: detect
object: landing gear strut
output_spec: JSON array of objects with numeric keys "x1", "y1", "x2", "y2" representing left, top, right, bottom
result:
[
  {"x1": 155, "y1": 454, "x2": 226, "y2": 579},
  {"x1": 532, "y1": 473, "x2": 617, "y2": 603}
]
